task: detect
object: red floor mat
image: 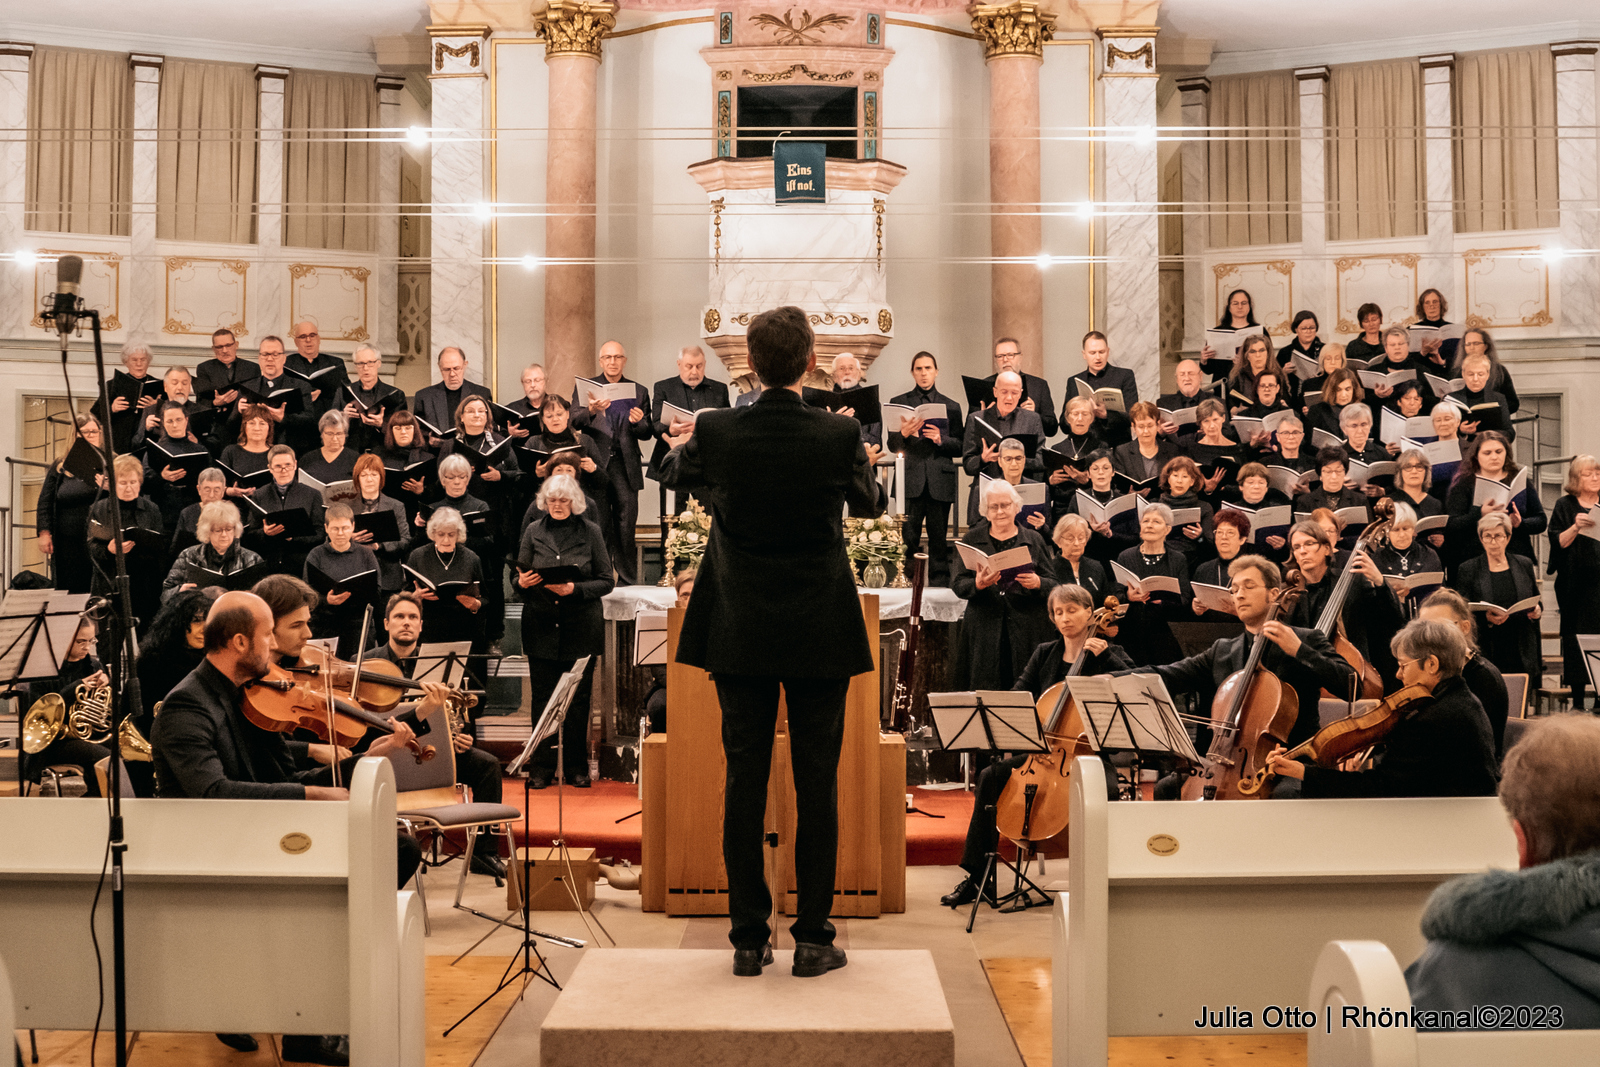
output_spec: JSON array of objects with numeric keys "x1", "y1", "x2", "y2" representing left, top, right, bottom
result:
[{"x1": 481, "y1": 781, "x2": 972, "y2": 868}]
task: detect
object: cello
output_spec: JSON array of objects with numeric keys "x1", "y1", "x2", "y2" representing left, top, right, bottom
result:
[
  {"x1": 1181, "y1": 572, "x2": 1305, "y2": 800},
  {"x1": 1310, "y1": 500, "x2": 1393, "y2": 699},
  {"x1": 993, "y1": 596, "x2": 1120, "y2": 848}
]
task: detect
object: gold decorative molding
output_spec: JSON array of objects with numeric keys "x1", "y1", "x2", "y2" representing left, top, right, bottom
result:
[
  {"x1": 288, "y1": 264, "x2": 372, "y2": 343},
  {"x1": 434, "y1": 40, "x2": 480, "y2": 71},
  {"x1": 704, "y1": 308, "x2": 721, "y2": 333},
  {"x1": 748, "y1": 8, "x2": 854, "y2": 46},
  {"x1": 877, "y1": 308, "x2": 892, "y2": 333},
  {"x1": 968, "y1": 2, "x2": 1056, "y2": 61},
  {"x1": 163, "y1": 256, "x2": 249, "y2": 339},
  {"x1": 741, "y1": 64, "x2": 854, "y2": 83},
  {"x1": 536, "y1": 0, "x2": 619, "y2": 60},
  {"x1": 1105, "y1": 41, "x2": 1152, "y2": 69},
  {"x1": 711, "y1": 197, "x2": 725, "y2": 269},
  {"x1": 873, "y1": 198, "x2": 885, "y2": 272},
  {"x1": 1462, "y1": 246, "x2": 1553, "y2": 331},
  {"x1": 1333, "y1": 254, "x2": 1419, "y2": 335},
  {"x1": 31, "y1": 248, "x2": 123, "y2": 333},
  {"x1": 811, "y1": 312, "x2": 870, "y2": 327},
  {"x1": 1213, "y1": 260, "x2": 1295, "y2": 338}
]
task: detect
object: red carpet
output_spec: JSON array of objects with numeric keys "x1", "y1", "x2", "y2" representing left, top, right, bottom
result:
[{"x1": 477, "y1": 781, "x2": 972, "y2": 868}]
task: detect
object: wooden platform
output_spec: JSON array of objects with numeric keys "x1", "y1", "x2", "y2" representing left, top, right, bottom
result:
[{"x1": 540, "y1": 948, "x2": 954, "y2": 1067}]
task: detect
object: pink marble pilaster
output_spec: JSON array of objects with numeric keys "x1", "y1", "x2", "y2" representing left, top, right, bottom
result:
[
  {"x1": 986, "y1": 54, "x2": 1045, "y2": 376},
  {"x1": 544, "y1": 53, "x2": 600, "y2": 396}
]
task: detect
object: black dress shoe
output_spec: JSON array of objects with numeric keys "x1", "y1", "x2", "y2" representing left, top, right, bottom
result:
[
  {"x1": 792, "y1": 943, "x2": 847, "y2": 977},
  {"x1": 280, "y1": 1034, "x2": 349, "y2": 1066},
  {"x1": 470, "y1": 852, "x2": 507, "y2": 880},
  {"x1": 216, "y1": 1033, "x2": 258, "y2": 1052},
  {"x1": 732, "y1": 942, "x2": 775, "y2": 977},
  {"x1": 571, "y1": 774, "x2": 592, "y2": 788},
  {"x1": 529, "y1": 769, "x2": 551, "y2": 790},
  {"x1": 940, "y1": 876, "x2": 995, "y2": 908}
]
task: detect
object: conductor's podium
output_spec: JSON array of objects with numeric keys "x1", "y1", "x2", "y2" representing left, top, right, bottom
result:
[{"x1": 641, "y1": 595, "x2": 907, "y2": 917}]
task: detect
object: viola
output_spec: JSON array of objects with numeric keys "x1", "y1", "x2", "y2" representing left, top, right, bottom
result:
[
  {"x1": 1313, "y1": 499, "x2": 1394, "y2": 700},
  {"x1": 290, "y1": 643, "x2": 478, "y2": 732},
  {"x1": 1182, "y1": 572, "x2": 1306, "y2": 801},
  {"x1": 994, "y1": 596, "x2": 1120, "y2": 848},
  {"x1": 241, "y1": 660, "x2": 437, "y2": 764},
  {"x1": 1235, "y1": 683, "x2": 1430, "y2": 795}
]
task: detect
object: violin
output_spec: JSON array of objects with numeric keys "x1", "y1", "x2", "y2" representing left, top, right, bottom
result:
[
  {"x1": 1182, "y1": 571, "x2": 1306, "y2": 801},
  {"x1": 1235, "y1": 683, "x2": 1430, "y2": 795},
  {"x1": 994, "y1": 596, "x2": 1120, "y2": 848},
  {"x1": 1313, "y1": 499, "x2": 1392, "y2": 700},
  {"x1": 240, "y1": 659, "x2": 437, "y2": 764},
  {"x1": 290, "y1": 644, "x2": 478, "y2": 731}
]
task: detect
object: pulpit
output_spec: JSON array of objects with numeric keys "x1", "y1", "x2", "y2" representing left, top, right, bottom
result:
[{"x1": 641, "y1": 594, "x2": 906, "y2": 916}]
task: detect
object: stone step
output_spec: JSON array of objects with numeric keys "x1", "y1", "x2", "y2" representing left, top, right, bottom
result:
[{"x1": 540, "y1": 948, "x2": 954, "y2": 1067}]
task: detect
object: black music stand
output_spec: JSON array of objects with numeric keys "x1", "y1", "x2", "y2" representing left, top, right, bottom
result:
[
  {"x1": 928, "y1": 691, "x2": 1051, "y2": 931},
  {"x1": 0, "y1": 590, "x2": 90, "y2": 789},
  {"x1": 1065, "y1": 673, "x2": 1201, "y2": 799}
]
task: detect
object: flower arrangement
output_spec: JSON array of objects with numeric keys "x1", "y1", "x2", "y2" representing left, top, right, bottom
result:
[
  {"x1": 660, "y1": 498, "x2": 712, "y2": 583},
  {"x1": 844, "y1": 515, "x2": 906, "y2": 586}
]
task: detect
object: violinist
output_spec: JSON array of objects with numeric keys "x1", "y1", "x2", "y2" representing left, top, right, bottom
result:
[
  {"x1": 151, "y1": 590, "x2": 428, "y2": 1067},
  {"x1": 1141, "y1": 555, "x2": 1354, "y2": 799},
  {"x1": 1264, "y1": 619, "x2": 1498, "y2": 798},
  {"x1": 1417, "y1": 589, "x2": 1510, "y2": 759},
  {"x1": 1285, "y1": 520, "x2": 1404, "y2": 692},
  {"x1": 940, "y1": 585, "x2": 1132, "y2": 908},
  {"x1": 364, "y1": 591, "x2": 507, "y2": 879}
]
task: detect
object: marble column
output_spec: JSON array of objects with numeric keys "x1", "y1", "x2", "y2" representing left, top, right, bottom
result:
[
  {"x1": 375, "y1": 75, "x2": 406, "y2": 362},
  {"x1": 128, "y1": 54, "x2": 162, "y2": 340},
  {"x1": 537, "y1": 1, "x2": 616, "y2": 395},
  {"x1": 969, "y1": 2, "x2": 1053, "y2": 377},
  {"x1": 255, "y1": 65, "x2": 290, "y2": 339},
  {"x1": 1420, "y1": 55, "x2": 1456, "y2": 300},
  {"x1": 428, "y1": 25, "x2": 491, "y2": 385},
  {"x1": 1097, "y1": 27, "x2": 1160, "y2": 402},
  {"x1": 1552, "y1": 42, "x2": 1600, "y2": 337},
  {"x1": 1295, "y1": 67, "x2": 1328, "y2": 325},
  {"x1": 1176, "y1": 77, "x2": 1208, "y2": 353},
  {"x1": 0, "y1": 42, "x2": 33, "y2": 341}
]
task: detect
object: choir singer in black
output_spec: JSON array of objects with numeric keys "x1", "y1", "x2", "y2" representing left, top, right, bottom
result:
[{"x1": 659, "y1": 304, "x2": 884, "y2": 980}]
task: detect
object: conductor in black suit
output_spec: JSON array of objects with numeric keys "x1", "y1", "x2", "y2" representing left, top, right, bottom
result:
[
  {"x1": 659, "y1": 305, "x2": 884, "y2": 980},
  {"x1": 888, "y1": 351, "x2": 964, "y2": 585}
]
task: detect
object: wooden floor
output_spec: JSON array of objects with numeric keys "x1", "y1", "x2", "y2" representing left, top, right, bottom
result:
[
  {"x1": 982, "y1": 958, "x2": 1308, "y2": 1067},
  {"x1": 18, "y1": 956, "x2": 518, "y2": 1067}
]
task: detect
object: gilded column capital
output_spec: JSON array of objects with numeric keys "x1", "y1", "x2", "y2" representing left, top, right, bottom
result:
[
  {"x1": 536, "y1": 0, "x2": 619, "y2": 61},
  {"x1": 967, "y1": 2, "x2": 1056, "y2": 62}
]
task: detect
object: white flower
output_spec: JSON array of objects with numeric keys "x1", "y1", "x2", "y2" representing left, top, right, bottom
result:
[
  {"x1": 686, "y1": 531, "x2": 700, "y2": 543},
  {"x1": 868, "y1": 530, "x2": 883, "y2": 542}
]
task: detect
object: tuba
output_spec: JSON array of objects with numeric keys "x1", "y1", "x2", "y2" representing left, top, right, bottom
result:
[{"x1": 67, "y1": 680, "x2": 114, "y2": 745}]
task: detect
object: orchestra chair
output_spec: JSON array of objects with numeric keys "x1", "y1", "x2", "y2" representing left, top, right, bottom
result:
[
  {"x1": 1501, "y1": 673, "x2": 1529, "y2": 719},
  {"x1": 0, "y1": 756, "x2": 425, "y2": 1067},
  {"x1": 1502, "y1": 716, "x2": 1537, "y2": 753},
  {"x1": 1305, "y1": 940, "x2": 1600, "y2": 1066},
  {"x1": 91, "y1": 757, "x2": 136, "y2": 799},
  {"x1": 385, "y1": 703, "x2": 519, "y2": 935},
  {"x1": 1054, "y1": 755, "x2": 1519, "y2": 1067}
]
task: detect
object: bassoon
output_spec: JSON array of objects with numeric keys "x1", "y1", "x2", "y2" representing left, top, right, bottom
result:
[{"x1": 890, "y1": 553, "x2": 929, "y2": 732}]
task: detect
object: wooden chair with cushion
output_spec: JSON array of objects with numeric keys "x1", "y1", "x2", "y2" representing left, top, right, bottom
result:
[
  {"x1": 384, "y1": 704, "x2": 520, "y2": 935},
  {"x1": 1501, "y1": 673, "x2": 1529, "y2": 720}
]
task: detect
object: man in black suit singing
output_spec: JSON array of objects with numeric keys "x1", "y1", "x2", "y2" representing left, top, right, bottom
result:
[
  {"x1": 414, "y1": 346, "x2": 493, "y2": 449},
  {"x1": 572, "y1": 340, "x2": 653, "y2": 585},
  {"x1": 659, "y1": 305, "x2": 884, "y2": 979},
  {"x1": 888, "y1": 350, "x2": 964, "y2": 585}
]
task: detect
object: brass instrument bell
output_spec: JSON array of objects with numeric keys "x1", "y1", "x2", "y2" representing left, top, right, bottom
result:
[{"x1": 21, "y1": 693, "x2": 67, "y2": 754}]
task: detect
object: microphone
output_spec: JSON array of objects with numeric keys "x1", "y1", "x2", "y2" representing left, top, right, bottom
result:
[{"x1": 49, "y1": 254, "x2": 83, "y2": 348}]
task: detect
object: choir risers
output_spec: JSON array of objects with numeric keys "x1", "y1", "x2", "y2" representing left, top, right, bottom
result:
[{"x1": 540, "y1": 948, "x2": 954, "y2": 1067}]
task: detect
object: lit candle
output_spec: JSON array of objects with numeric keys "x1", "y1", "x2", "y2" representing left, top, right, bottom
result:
[{"x1": 895, "y1": 452, "x2": 906, "y2": 516}]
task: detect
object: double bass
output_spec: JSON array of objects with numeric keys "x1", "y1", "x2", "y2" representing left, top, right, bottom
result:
[
  {"x1": 993, "y1": 597, "x2": 1120, "y2": 848},
  {"x1": 1312, "y1": 500, "x2": 1394, "y2": 700},
  {"x1": 1182, "y1": 572, "x2": 1305, "y2": 800}
]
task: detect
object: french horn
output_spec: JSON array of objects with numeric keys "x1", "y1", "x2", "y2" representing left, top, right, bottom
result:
[
  {"x1": 67, "y1": 681, "x2": 113, "y2": 746},
  {"x1": 21, "y1": 693, "x2": 67, "y2": 754}
]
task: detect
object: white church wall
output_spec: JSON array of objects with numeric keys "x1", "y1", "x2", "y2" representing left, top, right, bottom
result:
[{"x1": 489, "y1": 36, "x2": 551, "y2": 400}]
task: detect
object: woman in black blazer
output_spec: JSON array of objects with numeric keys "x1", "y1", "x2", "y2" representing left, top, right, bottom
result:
[
  {"x1": 1048, "y1": 513, "x2": 1120, "y2": 606},
  {"x1": 1545, "y1": 455, "x2": 1600, "y2": 710},
  {"x1": 1455, "y1": 512, "x2": 1542, "y2": 681},
  {"x1": 37, "y1": 414, "x2": 106, "y2": 594},
  {"x1": 1111, "y1": 402, "x2": 1179, "y2": 496},
  {"x1": 1443, "y1": 430, "x2": 1546, "y2": 568}
]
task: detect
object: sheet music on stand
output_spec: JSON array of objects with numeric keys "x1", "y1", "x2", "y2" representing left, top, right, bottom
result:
[
  {"x1": 0, "y1": 590, "x2": 91, "y2": 685},
  {"x1": 927, "y1": 691, "x2": 1048, "y2": 754},
  {"x1": 416, "y1": 641, "x2": 473, "y2": 688},
  {"x1": 1578, "y1": 635, "x2": 1600, "y2": 694},
  {"x1": 1064, "y1": 673, "x2": 1202, "y2": 764},
  {"x1": 508, "y1": 655, "x2": 592, "y2": 775},
  {"x1": 633, "y1": 612, "x2": 668, "y2": 667}
]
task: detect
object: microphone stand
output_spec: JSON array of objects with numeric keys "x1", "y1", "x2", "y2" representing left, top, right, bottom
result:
[{"x1": 48, "y1": 300, "x2": 141, "y2": 1067}]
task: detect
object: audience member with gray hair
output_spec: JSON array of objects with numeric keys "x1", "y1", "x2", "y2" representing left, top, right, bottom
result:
[
  {"x1": 1267, "y1": 617, "x2": 1498, "y2": 798},
  {"x1": 1405, "y1": 713, "x2": 1600, "y2": 1029}
]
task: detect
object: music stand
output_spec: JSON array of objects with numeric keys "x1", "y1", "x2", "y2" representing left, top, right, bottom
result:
[
  {"x1": 928, "y1": 691, "x2": 1050, "y2": 931},
  {"x1": 1064, "y1": 673, "x2": 1202, "y2": 797},
  {"x1": 1577, "y1": 635, "x2": 1600, "y2": 708},
  {"x1": 0, "y1": 591, "x2": 90, "y2": 790},
  {"x1": 445, "y1": 656, "x2": 595, "y2": 1035}
]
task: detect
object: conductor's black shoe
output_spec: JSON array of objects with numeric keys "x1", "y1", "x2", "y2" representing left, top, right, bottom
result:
[
  {"x1": 529, "y1": 769, "x2": 552, "y2": 790},
  {"x1": 792, "y1": 944, "x2": 848, "y2": 977},
  {"x1": 732, "y1": 943, "x2": 775, "y2": 977},
  {"x1": 572, "y1": 774, "x2": 592, "y2": 788},
  {"x1": 280, "y1": 1034, "x2": 349, "y2": 1066},
  {"x1": 215, "y1": 1033, "x2": 258, "y2": 1052},
  {"x1": 940, "y1": 876, "x2": 996, "y2": 908},
  {"x1": 470, "y1": 852, "x2": 506, "y2": 879}
]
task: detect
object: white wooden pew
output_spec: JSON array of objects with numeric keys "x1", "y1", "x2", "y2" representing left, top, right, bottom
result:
[
  {"x1": 0, "y1": 757, "x2": 424, "y2": 1067},
  {"x1": 1055, "y1": 755, "x2": 1518, "y2": 1067},
  {"x1": 1307, "y1": 940, "x2": 1600, "y2": 1066}
]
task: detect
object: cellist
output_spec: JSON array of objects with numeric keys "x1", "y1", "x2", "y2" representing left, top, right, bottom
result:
[
  {"x1": 1137, "y1": 555, "x2": 1355, "y2": 799},
  {"x1": 941, "y1": 585, "x2": 1132, "y2": 908},
  {"x1": 1264, "y1": 619, "x2": 1498, "y2": 798},
  {"x1": 1285, "y1": 520, "x2": 1405, "y2": 693}
]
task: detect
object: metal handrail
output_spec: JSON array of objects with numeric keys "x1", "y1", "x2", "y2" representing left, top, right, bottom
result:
[
  {"x1": 1531, "y1": 455, "x2": 1575, "y2": 470},
  {"x1": 3, "y1": 457, "x2": 52, "y2": 471}
]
